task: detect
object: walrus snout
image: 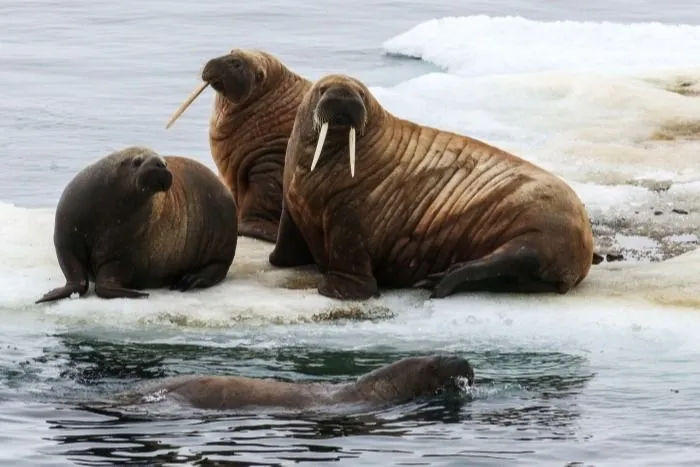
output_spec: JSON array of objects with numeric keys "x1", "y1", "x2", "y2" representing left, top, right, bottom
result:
[
  {"x1": 315, "y1": 86, "x2": 366, "y2": 130},
  {"x1": 137, "y1": 157, "x2": 173, "y2": 193},
  {"x1": 309, "y1": 86, "x2": 367, "y2": 178},
  {"x1": 432, "y1": 355, "x2": 475, "y2": 387},
  {"x1": 201, "y1": 54, "x2": 252, "y2": 102}
]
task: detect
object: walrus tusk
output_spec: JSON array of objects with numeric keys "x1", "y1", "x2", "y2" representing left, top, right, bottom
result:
[
  {"x1": 349, "y1": 127, "x2": 356, "y2": 178},
  {"x1": 310, "y1": 122, "x2": 328, "y2": 172},
  {"x1": 165, "y1": 82, "x2": 209, "y2": 129}
]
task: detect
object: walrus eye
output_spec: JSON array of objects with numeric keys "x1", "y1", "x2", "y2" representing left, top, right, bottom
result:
[
  {"x1": 231, "y1": 58, "x2": 243, "y2": 69},
  {"x1": 255, "y1": 70, "x2": 265, "y2": 83},
  {"x1": 132, "y1": 158, "x2": 143, "y2": 168}
]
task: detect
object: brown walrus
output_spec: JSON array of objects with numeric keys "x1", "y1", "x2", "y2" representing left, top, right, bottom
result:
[
  {"x1": 119, "y1": 355, "x2": 474, "y2": 410},
  {"x1": 269, "y1": 74, "x2": 594, "y2": 300},
  {"x1": 165, "y1": 48, "x2": 312, "y2": 243},
  {"x1": 35, "y1": 146, "x2": 238, "y2": 303}
]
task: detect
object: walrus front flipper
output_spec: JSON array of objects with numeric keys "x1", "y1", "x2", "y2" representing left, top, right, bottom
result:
[
  {"x1": 35, "y1": 283, "x2": 88, "y2": 304},
  {"x1": 269, "y1": 202, "x2": 314, "y2": 268},
  {"x1": 238, "y1": 158, "x2": 284, "y2": 244},
  {"x1": 317, "y1": 207, "x2": 378, "y2": 301},
  {"x1": 36, "y1": 247, "x2": 89, "y2": 304},
  {"x1": 414, "y1": 242, "x2": 560, "y2": 299},
  {"x1": 170, "y1": 261, "x2": 230, "y2": 292}
]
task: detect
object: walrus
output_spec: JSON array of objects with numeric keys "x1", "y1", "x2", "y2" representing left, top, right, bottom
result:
[
  {"x1": 165, "y1": 48, "x2": 312, "y2": 243},
  {"x1": 117, "y1": 355, "x2": 474, "y2": 410},
  {"x1": 269, "y1": 74, "x2": 594, "y2": 300},
  {"x1": 35, "y1": 146, "x2": 238, "y2": 303}
]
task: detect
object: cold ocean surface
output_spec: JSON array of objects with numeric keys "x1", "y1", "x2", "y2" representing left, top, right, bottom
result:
[{"x1": 1, "y1": 0, "x2": 699, "y2": 465}]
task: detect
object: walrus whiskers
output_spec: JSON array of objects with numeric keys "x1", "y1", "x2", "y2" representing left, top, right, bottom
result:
[
  {"x1": 349, "y1": 127, "x2": 356, "y2": 177},
  {"x1": 165, "y1": 81, "x2": 209, "y2": 129},
  {"x1": 310, "y1": 121, "x2": 328, "y2": 172}
]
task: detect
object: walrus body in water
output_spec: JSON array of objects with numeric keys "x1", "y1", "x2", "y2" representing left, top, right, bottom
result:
[
  {"x1": 269, "y1": 74, "x2": 594, "y2": 300},
  {"x1": 120, "y1": 355, "x2": 474, "y2": 410}
]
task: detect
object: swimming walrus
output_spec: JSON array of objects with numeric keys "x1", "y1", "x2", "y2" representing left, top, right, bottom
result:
[
  {"x1": 120, "y1": 355, "x2": 474, "y2": 410},
  {"x1": 269, "y1": 74, "x2": 594, "y2": 300},
  {"x1": 165, "y1": 48, "x2": 312, "y2": 243},
  {"x1": 35, "y1": 146, "x2": 238, "y2": 303}
]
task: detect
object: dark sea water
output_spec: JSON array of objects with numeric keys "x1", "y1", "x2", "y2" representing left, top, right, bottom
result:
[{"x1": 1, "y1": 0, "x2": 700, "y2": 466}]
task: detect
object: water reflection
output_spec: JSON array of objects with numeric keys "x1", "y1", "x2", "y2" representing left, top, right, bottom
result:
[{"x1": 24, "y1": 333, "x2": 596, "y2": 465}]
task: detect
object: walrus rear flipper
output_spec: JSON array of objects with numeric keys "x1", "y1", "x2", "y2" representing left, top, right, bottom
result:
[
  {"x1": 170, "y1": 261, "x2": 231, "y2": 292},
  {"x1": 413, "y1": 242, "x2": 562, "y2": 299},
  {"x1": 94, "y1": 284, "x2": 149, "y2": 299}
]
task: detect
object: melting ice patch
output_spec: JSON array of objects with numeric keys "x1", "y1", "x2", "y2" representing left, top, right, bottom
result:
[
  {"x1": 1, "y1": 198, "x2": 698, "y2": 335},
  {"x1": 369, "y1": 71, "x2": 700, "y2": 186},
  {"x1": 383, "y1": 16, "x2": 700, "y2": 77},
  {"x1": 380, "y1": 16, "x2": 700, "y2": 186}
]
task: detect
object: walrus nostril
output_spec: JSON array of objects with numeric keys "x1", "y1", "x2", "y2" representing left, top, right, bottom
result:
[
  {"x1": 155, "y1": 160, "x2": 167, "y2": 169},
  {"x1": 230, "y1": 58, "x2": 243, "y2": 69}
]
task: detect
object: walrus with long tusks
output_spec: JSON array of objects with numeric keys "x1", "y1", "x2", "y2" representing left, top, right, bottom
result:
[
  {"x1": 35, "y1": 146, "x2": 238, "y2": 303},
  {"x1": 118, "y1": 355, "x2": 474, "y2": 410},
  {"x1": 165, "y1": 49, "x2": 312, "y2": 243},
  {"x1": 269, "y1": 74, "x2": 595, "y2": 300}
]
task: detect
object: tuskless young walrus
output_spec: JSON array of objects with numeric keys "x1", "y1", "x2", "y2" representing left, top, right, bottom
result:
[
  {"x1": 36, "y1": 146, "x2": 238, "y2": 303},
  {"x1": 269, "y1": 74, "x2": 594, "y2": 300}
]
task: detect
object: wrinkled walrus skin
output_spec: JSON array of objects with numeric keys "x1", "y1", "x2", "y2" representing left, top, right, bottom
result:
[
  {"x1": 120, "y1": 355, "x2": 474, "y2": 410},
  {"x1": 36, "y1": 146, "x2": 238, "y2": 303},
  {"x1": 198, "y1": 49, "x2": 311, "y2": 243},
  {"x1": 269, "y1": 74, "x2": 594, "y2": 300}
]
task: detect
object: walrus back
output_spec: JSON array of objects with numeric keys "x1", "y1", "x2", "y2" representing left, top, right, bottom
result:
[{"x1": 354, "y1": 113, "x2": 593, "y2": 287}]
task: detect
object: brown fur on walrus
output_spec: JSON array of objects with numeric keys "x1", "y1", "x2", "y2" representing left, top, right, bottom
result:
[
  {"x1": 36, "y1": 146, "x2": 238, "y2": 303},
  {"x1": 167, "y1": 49, "x2": 311, "y2": 243},
  {"x1": 121, "y1": 355, "x2": 474, "y2": 410},
  {"x1": 269, "y1": 74, "x2": 594, "y2": 300}
]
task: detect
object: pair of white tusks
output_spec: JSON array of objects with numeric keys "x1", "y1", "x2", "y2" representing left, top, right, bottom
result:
[
  {"x1": 165, "y1": 81, "x2": 210, "y2": 129},
  {"x1": 310, "y1": 122, "x2": 356, "y2": 178}
]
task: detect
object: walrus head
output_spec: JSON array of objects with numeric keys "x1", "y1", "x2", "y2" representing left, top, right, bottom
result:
[
  {"x1": 165, "y1": 49, "x2": 276, "y2": 129},
  {"x1": 201, "y1": 49, "x2": 266, "y2": 105},
  {"x1": 307, "y1": 75, "x2": 370, "y2": 178},
  {"x1": 128, "y1": 152, "x2": 172, "y2": 194},
  {"x1": 353, "y1": 354, "x2": 475, "y2": 404}
]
